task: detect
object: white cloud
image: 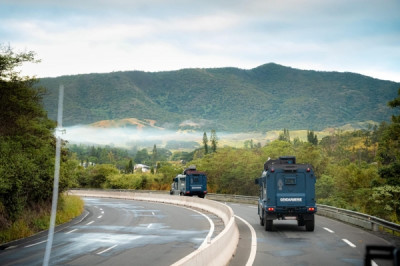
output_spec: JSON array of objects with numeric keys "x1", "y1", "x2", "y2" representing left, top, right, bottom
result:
[{"x1": 1, "y1": 0, "x2": 399, "y2": 81}]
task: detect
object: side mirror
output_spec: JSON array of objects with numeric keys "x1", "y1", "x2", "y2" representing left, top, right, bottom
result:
[{"x1": 255, "y1": 178, "x2": 260, "y2": 185}]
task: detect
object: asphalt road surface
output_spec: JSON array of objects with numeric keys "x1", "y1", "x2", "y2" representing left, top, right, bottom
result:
[
  {"x1": 0, "y1": 197, "x2": 214, "y2": 266},
  {"x1": 228, "y1": 202, "x2": 398, "y2": 266}
]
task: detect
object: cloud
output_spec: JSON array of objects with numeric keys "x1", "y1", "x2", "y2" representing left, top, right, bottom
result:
[{"x1": 1, "y1": 0, "x2": 399, "y2": 81}]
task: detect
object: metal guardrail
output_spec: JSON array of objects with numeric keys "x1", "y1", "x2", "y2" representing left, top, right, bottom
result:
[
  {"x1": 70, "y1": 189, "x2": 400, "y2": 235},
  {"x1": 206, "y1": 193, "x2": 400, "y2": 236}
]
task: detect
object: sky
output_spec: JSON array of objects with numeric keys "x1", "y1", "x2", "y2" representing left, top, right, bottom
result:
[{"x1": 1, "y1": 0, "x2": 399, "y2": 82}]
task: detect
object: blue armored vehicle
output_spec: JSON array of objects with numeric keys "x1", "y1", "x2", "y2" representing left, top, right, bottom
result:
[
  {"x1": 170, "y1": 165, "x2": 207, "y2": 198},
  {"x1": 255, "y1": 156, "x2": 317, "y2": 231}
]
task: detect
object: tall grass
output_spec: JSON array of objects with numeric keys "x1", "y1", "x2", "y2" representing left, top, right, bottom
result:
[{"x1": 0, "y1": 195, "x2": 84, "y2": 244}]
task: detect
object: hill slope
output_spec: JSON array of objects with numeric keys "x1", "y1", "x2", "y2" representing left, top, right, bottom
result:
[{"x1": 38, "y1": 63, "x2": 399, "y2": 132}]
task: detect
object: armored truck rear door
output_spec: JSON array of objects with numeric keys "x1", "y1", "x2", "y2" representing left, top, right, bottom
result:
[{"x1": 275, "y1": 171, "x2": 306, "y2": 207}]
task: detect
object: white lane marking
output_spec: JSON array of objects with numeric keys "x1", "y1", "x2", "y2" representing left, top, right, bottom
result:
[
  {"x1": 152, "y1": 211, "x2": 155, "y2": 216},
  {"x1": 248, "y1": 206, "x2": 257, "y2": 209},
  {"x1": 235, "y1": 215, "x2": 257, "y2": 266},
  {"x1": 342, "y1": 239, "x2": 356, "y2": 248},
  {"x1": 25, "y1": 240, "x2": 47, "y2": 248},
  {"x1": 147, "y1": 223, "x2": 153, "y2": 228},
  {"x1": 101, "y1": 211, "x2": 104, "y2": 214},
  {"x1": 97, "y1": 244, "x2": 118, "y2": 255},
  {"x1": 86, "y1": 221, "x2": 95, "y2": 225},
  {"x1": 194, "y1": 209, "x2": 214, "y2": 248},
  {"x1": 323, "y1": 227, "x2": 334, "y2": 233},
  {"x1": 65, "y1": 229, "x2": 78, "y2": 234},
  {"x1": 97, "y1": 215, "x2": 102, "y2": 219}
]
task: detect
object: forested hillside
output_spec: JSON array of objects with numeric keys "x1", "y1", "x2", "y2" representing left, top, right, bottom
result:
[{"x1": 38, "y1": 63, "x2": 400, "y2": 132}]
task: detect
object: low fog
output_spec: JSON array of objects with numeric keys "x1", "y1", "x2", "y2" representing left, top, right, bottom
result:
[{"x1": 55, "y1": 125, "x2": 204, "y2": 149}]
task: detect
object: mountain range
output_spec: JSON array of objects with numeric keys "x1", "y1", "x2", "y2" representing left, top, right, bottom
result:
[{"x1": 38, "y1": 63, "x2": 400, "y2": 132}]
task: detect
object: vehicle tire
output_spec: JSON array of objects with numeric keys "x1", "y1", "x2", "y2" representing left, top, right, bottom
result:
[
  {"x1": 297, "y1": 218, "x2": 305, "y2": 227},
  {"x1": 179, "y1": 192, "x2": 183, "y2": 196},
  {"x1": 265, "y1": 220, "x2": 273, "y2": 231},
  {"x1": 198, "y1": 194, "x2": 205, "y2": 198},
  {"x1": 260, "y1": 210, "x2": 264, "y2": 226},
  {"x1": 305, "y1": 215, "x2": 315, "y2": 231}
]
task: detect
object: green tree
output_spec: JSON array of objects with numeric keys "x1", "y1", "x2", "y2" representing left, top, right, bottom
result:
[
  {"x1": 372, "y1": 185, "x2": 400, "y2": 222},
  {"x1": 127, "y1": 159, "x2": 134, "y2": 174},
  {"x1": 244, "y1": 139, "x2": 254, "y2": 149},
  {"x1": 134, "y1": 149, "x2": 150, "y2": 164},
  {"x1": 210, "y1": 129, "x2": 218, "y2": 153},
  {"x1": 307, "y1": 130, "x2": 318, "y2": 145},
  {"x1": 203, "y1": 132, "x2": 209, "y2": 154},
  {"x1": 152, "y1": 144, "x2": 158, "y2": 165},
  {"x1": 86, "y1": 164, "x2": 119, "y2": 188},
  {"x1": 278, "y1": 128, "x2": 290, "y2": 143},
  {"x1": 0, "y1": 45, "x2": 58, "y2": 221},
  {"x1": 377, "y1": 88, "x2": 400, "y2": 185}
]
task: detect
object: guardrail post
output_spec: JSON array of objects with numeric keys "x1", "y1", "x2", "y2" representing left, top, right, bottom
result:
[{"x1": 372, "y1": 222, "x2": 379, "y2": 232}]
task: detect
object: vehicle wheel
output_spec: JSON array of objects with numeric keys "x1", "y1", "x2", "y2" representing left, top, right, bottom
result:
[
  {"x1": 198, "y1": 194, "x2": 205, "y2": 198},
  {"x1": 265, "y1": 219, "x2": 273, "y2": 231},
  {"x1": 180, "y1": 192, "x2": 183, "y2": 196},
  {"x1": 260, "y1": 210, "x2": 264, "y2": 226},
  {"x1": 297, "y1": 219, "x2": 305, "y2": 227},
  {"x1": 305, "y1": 215, "x2": 315, "y2": 231}
]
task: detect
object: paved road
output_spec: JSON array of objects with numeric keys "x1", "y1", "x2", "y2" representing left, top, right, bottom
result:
[
  {"x1": 0, "y1": 197, "x2": 213, "y2": 266},
  {"x1": 228, "y1": 202, "x2": 396, "y2": 266}
]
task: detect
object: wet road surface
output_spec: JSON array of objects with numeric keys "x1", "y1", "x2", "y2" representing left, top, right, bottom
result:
[{"x1": 0, "y1": 197, "x2": 214, "y2": 266}]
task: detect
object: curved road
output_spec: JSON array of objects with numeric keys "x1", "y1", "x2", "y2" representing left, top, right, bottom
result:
[
  {"x1": 229, "y1": 202, "x2": 396, "y2": 266},
  {"x1": 0, "y1": 197, "x2": 214, "y2": 266}
]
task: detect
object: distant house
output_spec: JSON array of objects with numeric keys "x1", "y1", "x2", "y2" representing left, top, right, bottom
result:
[
  {"x1": 134, "y1": 164, "x2": 150, "y2": 173},
  {"x1": 80, "y1": 161, "x2": 95, "y2": 168}
]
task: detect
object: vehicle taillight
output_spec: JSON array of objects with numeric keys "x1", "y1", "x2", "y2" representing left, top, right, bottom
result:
[
  {"x1": 308, "y1": 207, "x2": 315, "y2": 212},
  {"x1": 306, "y1": 168, "x2": 311, "y2": 172},
  {"x1": 267, "y1": 207, "x2": 275, "y2": 212},
  {"x1": 204, "y1": 191, "x2": 207, "y2": 194},
  {"x1": 270, "y1": 168, "x2": 275, "y2": 173}
]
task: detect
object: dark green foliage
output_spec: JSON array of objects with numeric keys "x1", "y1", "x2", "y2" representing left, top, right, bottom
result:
[
  {"x1": 210, "y1": 129, "x2": 218, "y2": 153},
  {"x1": 203, "y1": 132, "x2": 208, "y2": 154},
  {"x1": 152, "y1": 144, "x2": 158, "y2": 164},
  {"x1": 68, "y1": 144, "x2": 130, "y2": 170},
  {"x1": 127, "y1": 159, "x2": 134, "y2": 174},
  {"x1": 134, "y1": 149, "x2": 150, "y2": 164},
  {"x1": 0, "y1": 45, "x2": 58, "y2": 222},
  {"x1": 38, "y1": 63, "x2": 399, "y2": 132},
  {"x1": 376, "y1": 88, "x2": 400, "y2": 186},
  {"x1": 307, "y1": 130, "x2": 318, "y2": 145},
  {"x1": 278, "y1": 128, "x2": 291, "y2": 142}
]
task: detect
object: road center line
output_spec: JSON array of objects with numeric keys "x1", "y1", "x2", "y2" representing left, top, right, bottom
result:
[
  {"x1": 86, "y1": 221, "x2": 95, "y2": 225},
  {"x1": 323, "y1": 227, "x2": 334, "y2": 233},
  {"x1": 97, "y1": 244, "x2": 118, "y2": 255},
  {"x1": 97, "y1": 215, "x2": 102, "y2": 219},
  {"x1": 235, "y1": 215, "x2": 257, "y2": 266},
  {"x1": 25, "y1": 240, "x2": 47, "y2": 248},
  {"x1": 342, "y1": 239, "x2": 356, "y2": 248}
]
